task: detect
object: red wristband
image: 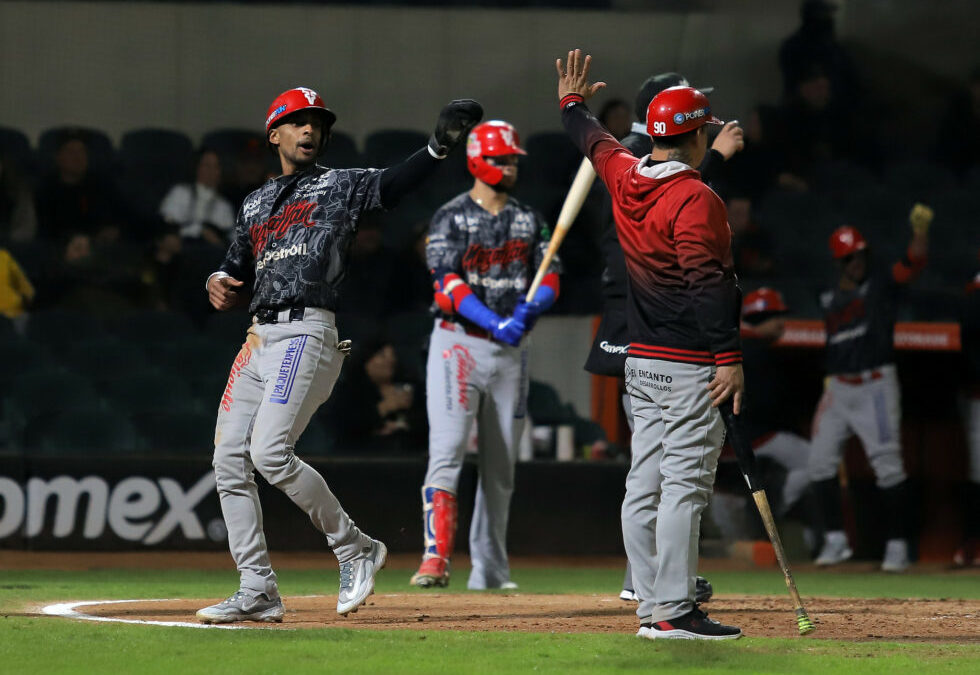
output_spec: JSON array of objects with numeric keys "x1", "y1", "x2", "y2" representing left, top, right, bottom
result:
[{"x1": 560, "y1": 93, "x2": 585, "y2": 109}]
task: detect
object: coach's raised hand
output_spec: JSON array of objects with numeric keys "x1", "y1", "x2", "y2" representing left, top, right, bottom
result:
[
  {"x1": 428, "y1": 99, "x2": 484, "y2": 158},
  {"x1": 556, "y1": 48, "x2": 606, "y2": 101}
]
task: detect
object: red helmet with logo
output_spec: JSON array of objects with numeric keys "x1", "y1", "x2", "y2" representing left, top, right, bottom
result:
[
  {"x1": 742, "y1": 287, "x2": 789, "y2": 319},
  {"x1": 265, "y1": 87, "x2": 337, "y2": 135},
  {"x1": 829, "y1": 225, "x2": 868, "y2": 259},
  {"x1": 646, "y1": 86, "x2": 723, "y2": 137},
  {"x1": 466, "y1": 121, "x2": 527, "y2": 185}
]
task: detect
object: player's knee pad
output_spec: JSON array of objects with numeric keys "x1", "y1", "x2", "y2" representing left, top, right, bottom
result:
[{"x1": 422, "y1": 485, "x2": 458, "y2": 559}]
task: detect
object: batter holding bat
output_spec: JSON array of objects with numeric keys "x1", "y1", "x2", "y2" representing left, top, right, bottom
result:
[
  {"x1": 196, "y1": 87, "x2": 482, "y2": 623},
  {"x1": 558, "y1": 50, "x2": 743, "y2": 640},
  {"x1": 411, "y1": 120, "x2": 561, "y2": 591}
]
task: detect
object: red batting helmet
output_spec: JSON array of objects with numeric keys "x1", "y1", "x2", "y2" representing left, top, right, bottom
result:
[
  {"x1": 265, "y1": 87, "x2": 336, "y2": 135},
  {"x1": 466, "y1": 121, "x2": 527, "y2": 186},
  {"x1": 646, "y1": 86, "x2": 723, "y2": 137},
  {"x1": 829, "y1": 225, "x2": 868, "y2": 259},
  {"x1": 742, "y1": 287, "x2": 789, "y2": 319}
]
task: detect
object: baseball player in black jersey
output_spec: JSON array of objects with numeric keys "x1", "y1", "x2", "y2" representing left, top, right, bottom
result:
[
  {"x1": 410, "y1": 120, "x2": 561, "y2": 590},
  {"x1": 809, "y1": 204, "x2": 931, "y2": 572},
  {"x1": 196, "y1": 87, "x2": 482, "y2": 623},
  {"x1": 584, "y1": 72, "x2": 743, "y2": 604}
]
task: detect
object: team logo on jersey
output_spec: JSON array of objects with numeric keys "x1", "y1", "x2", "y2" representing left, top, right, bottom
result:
[
  {"x1": 299, "y1": 87, "x2": 319, "y2": 105},
  {"x1": 242, "y1": 193, "x2": 262, "y2": 219},
  {"x1": 250, "y1": 200, "x2": 317, "y2": 255},
  {"x1": 461, "y1": 240, "x2": 530, "y2": 273}
]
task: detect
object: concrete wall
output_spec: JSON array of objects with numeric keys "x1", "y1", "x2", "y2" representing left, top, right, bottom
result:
[{"x1": 1, "y1": 1, "x2": 976, "y2": 146}]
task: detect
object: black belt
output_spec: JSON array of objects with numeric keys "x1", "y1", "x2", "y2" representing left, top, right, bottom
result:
[{"x1": 254, "y1": 307, "x2": 306, "y2": 324}]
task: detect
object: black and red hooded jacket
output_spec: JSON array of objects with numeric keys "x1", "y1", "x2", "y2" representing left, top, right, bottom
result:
[{"x1": 562, "y1": 97, "x2": 741, "y2": 366}]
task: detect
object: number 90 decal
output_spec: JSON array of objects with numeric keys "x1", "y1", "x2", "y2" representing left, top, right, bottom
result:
[{"x1": 652, "y1": 122, "x2": 666, "y2": 135}]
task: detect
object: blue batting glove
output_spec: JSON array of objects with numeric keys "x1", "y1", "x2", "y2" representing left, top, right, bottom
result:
[
  {"x1": 513, "y1": 299, "x2": 543, "y2": 331},
  {"x1": 491, "y1": 316, "x2": 526, "y2": 346}
]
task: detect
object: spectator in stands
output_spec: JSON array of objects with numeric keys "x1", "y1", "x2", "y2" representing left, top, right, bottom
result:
[
  {"x1": 724, "y1": 105, "x2": 789, "y2": 200},
  {"x1": 779, "y1": 0, "x2": 858, "y2": 105},
  {"x1": 139, "y1": 225, "x2": 183, "y2": 310},
  {"x1": 38, "y1": 231, "x2": 135, "y2": 314},
  {"x1": 598, "y1": 98, "x2": 632, "y2": 140},
  {"x1": 224, "y1": 139, "x2": 271, "y2": 210},
  {"x1": 0, "y1": 246, "x2": 35, "y2": 333},
  {"x1": 327, "y1": 338, "x2": 426, "y2": 454},
  {"x1": 727, "y1": 192, "x2": 774, "y2": 278},
  {"x1": 159, "y1": 149, "x2": 235, "y2": 247},
  {"x1": 0, "y1": 154, "x2": 37, "y2": 243},
  {"x1": 935, "y1": 65, "x2": 980, "y2": 178},
  {"x1": 35, "y1": 131, "x2": 124, "y2": 243}
]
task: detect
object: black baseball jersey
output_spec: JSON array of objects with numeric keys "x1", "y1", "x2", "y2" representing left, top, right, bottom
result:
[
  {"x1": 426, "y1": 193, "x2": 560, "y2": 317},
  {"x1": 819, "y1": 276, "x2": 901, "y2": 375},
  {"x1": 217, "y1": 165, "x2": 382, "y2": 313}
]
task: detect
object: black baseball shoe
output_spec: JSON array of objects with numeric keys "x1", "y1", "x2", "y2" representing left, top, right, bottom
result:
[{"x1": 637, "y1": 606, "x2": 742, "y2": 640}]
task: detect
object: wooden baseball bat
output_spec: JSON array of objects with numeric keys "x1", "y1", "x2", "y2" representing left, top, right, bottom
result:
[
  {"x1": 719, "y1": 401, "x2": 816, "y2": 636},
  {"x1": 525, "y1": 157, "x2": 596, "y2": 302}
]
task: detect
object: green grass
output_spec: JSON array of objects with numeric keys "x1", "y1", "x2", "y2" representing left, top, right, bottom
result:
[{"x1": 1, "y1": 566, "x2": 978, "y2": 674}]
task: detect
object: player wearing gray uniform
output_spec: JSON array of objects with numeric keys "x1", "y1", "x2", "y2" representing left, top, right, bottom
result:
[
  {"x1": 410, "y1": 121, "x2": 561, "y2": 591},
  {"x1": 559, "y1": 50, "x2": 742, "y2": 640},
  {"x1": 196, "y1": 88, "x2": 482, "y2": 623},
  {"x1": 809, "y1": 206, "x2": 930, "y2": 573}
]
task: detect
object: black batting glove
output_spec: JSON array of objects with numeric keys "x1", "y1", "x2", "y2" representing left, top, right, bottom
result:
[{"x1": 428, "y1": 99, "x2": 483, "y2": 158}]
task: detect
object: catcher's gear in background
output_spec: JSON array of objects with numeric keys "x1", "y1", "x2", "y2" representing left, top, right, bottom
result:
[
  {"x1": 429, "y1": 99, "x2": 485, "y2": 158},
  {"x1": 410, "y1": 486, "x2": 458, "y2": 587},
  {"x1": 828, "y1": 225, "x2": 868, "y2": 259},
  {"x1": 466, "y1": 121, "x2": 528, "y2": 186},
  {"x1": 646, "y1": 86, "x2": 723, "y2": 137}
]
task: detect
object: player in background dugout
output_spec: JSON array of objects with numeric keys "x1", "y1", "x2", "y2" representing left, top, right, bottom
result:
[{"x1": 808, "y1": 205, "x2": 931, "y2": 573}]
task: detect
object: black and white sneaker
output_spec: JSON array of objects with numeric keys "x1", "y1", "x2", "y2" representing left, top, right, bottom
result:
[{"x1": 637, "y1": 606, "x2": 742, "y2": 640}]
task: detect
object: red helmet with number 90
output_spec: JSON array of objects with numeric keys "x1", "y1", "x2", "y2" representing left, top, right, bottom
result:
[
  {"x1": 466, "y1": 121, "x2": 527, "y2": 186},
  {"x1": 646, "y1": 86, "x2": 723, "y2": 137}
]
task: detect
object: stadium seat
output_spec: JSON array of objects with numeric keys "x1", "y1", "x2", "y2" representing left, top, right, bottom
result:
[
  {"x1": 0, "y1": 340, "x2": 55, "y2": 381},
  {"x1": 4, "y1": 371, "x2": 101, "y2": 435},
  {"x1": 30, "y1": 409, "x2": 143, "y2": 455},
  {"x1": 99, "y1": 372, "x2": 197, "y2": 415},
  {"x1": 27, "y1": 308, "x2": 108, "y2": 347},
  {"x1": 0, "y1": 126, "x2": 35, "y2": 177},
  {"x1": 59, "y1": 337, "x2": 152, "y2": 383},
  {"x1": 363, "y1": 129, "x2": 428, "y2": 168},
  {"x1": 132, "y1": 410, "x2": 216, "y2": 456},
  {"x1": 118, "y1": 128, "x2": 196, "y2": 215},
  {"x1": 37, "y1": 126, "x2": 116, "y2": 176},
  {"x1": 105, "y1": 309, "x2": 198, "y2": 345},
  {"x1": 200, "y1": 128, "x2": 266, "y2": 159},
  {"x1": 321, "y1": 130, "x2": 361, "y2": 168}
]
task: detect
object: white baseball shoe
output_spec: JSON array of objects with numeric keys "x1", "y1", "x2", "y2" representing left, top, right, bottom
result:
[
  {"x1": 337, "y1": 539, "x2": 388, "y2": 616},
  {"x1": 620, "y1": 589, "x2": 638, "y2": 602},
  {"x1": 815, "y1": 531, "x2": 853, "y2": 566},
  {"x1": 881, "y1": 538, "x2": 910, "y2": 573},
  {"x1": 196, "y1": 590, "x2": 284, "y2": 624}
]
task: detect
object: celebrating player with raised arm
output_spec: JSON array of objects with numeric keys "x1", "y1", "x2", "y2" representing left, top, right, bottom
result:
[
  {"x1": 197, "y1": 87, "x2": 482, "y2": 624},
  {"x1": 410, "y1": 120, "x2": 561, "y2": 591},
  {"x1": 808, "y1": 206, "x2": 930, "y2": 573},
  {"x1": 557, "y1": 50, "x2": 743, "y2": 640}
]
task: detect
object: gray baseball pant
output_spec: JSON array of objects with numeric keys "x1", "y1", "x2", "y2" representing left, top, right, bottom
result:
[
  {"x1": 424, "y1": 321, "x2": 529, "y2": 589},
  {"x1": 212, "y1": 308, "x2": 372, "y2": 598},
  {"x1": 622, "y1": 357, "x2": 725, "y2": 623}
]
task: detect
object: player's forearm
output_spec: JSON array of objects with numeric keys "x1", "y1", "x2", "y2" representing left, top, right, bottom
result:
[
  {"x1": 559, "y1": 96, "x2": 622, "y2": 175},
  {"x1": 697, "y1": 149, "x2": 725, "y2": 183},
  {"x1": 689, "y1": 278, "x2": 742, "y2": 364},
  {"x1": 378, "y1": 147, "x2": 442, "y2": 209}
]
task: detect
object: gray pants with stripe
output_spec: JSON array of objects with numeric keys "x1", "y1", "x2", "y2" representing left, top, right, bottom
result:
[
  {"x1": 622, "y1": 357, "x2": 725, "y2": 623},
  {"x1": 212, "y1": 308, "x2": 372, "y2": 598},
  {"x1": 424, "y1": 321, "x2": 529, "y2": 589},
  {"x1": 808, "y1": 364, "x2": 905, "y2": 489}
]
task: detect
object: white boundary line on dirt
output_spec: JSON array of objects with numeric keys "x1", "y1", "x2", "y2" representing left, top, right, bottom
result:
[{"x1": 41, "y1": 599, "x2": 282, "y2": 630}]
